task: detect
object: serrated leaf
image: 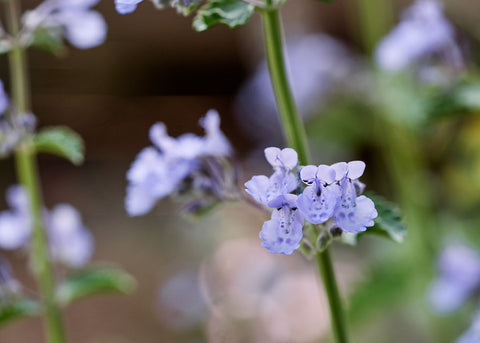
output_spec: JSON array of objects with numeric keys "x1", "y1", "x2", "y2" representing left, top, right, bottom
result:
[
  {"x1": 34, "y1": 127, "x2": 84, "y2": 165},
  {"x1": 56, "y1": 266, "x2": 136, "y2": 306},
  {"x1": 193, "y1": 0, "x2": 254, "y2": 32},
  {"x1": 341, "y1": 194, "x2": 406, "y2": 245},
  {"x1": 0, "y1": 299, "x2": 42, "y2": 328},
  {"x1": 362, "y1": 194, "x2": 406, "y2": 243}
]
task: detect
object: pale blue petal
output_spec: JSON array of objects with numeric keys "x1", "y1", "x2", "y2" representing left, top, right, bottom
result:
[
  {"x1": 244, "y1": 175, "x2": 270, "y2": 205},
  {"x1": 54, "y1": 10, "x2": 107, "y2": 49},
  {"x1": 0, "y1": 211, "x2": 31, "y2": 250},
  {"x1": 331, "y1": 162, "x2": 348, "y2": 181},
  {"x1": 115, "y1": 0, "x2": 143, "y2": 14},
  {"x1": 0, "y1": 80, "x2": 9, "y2": 115},
  {"x1": 347, "y1": 161, "x2": 365, "y2": 179},
  {"x1": 199, "y1": 109, "x2": 231, "y2": 157},
  {"x1": 316, "y1": 165, "x2": 336, "y2": 184},
  {"x1": 300, "y1": 165, "x2": 318, "y2": 185},
  {"x1": 264, "y1": 147, "x2": 297, "y2": 171},
  {"x1": 47, "y1": 204, "x2": 94, "y2": 267},
  {"x1": 334, "y1": 193, "x2": 377, "y2": 233},
  {"x1": 260, "y1": 205, "x2": 304, "y2": 255},
  {"x1": 125, "y1": 185, "x2": 158, "y2": 217},
  {"x1": 297, "y1": 184, "x2": 338, "y2": 224}
]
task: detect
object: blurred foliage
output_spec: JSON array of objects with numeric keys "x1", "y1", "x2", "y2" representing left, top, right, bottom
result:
[
  {"x1": 193, "y1": 0, "x2": 254, "y2": 32},
  {"x1": 0, "y1": 299, "x2": 41, "y2": 328},
  {"x1": 56, "y1": 265, "x2": 136, "y2": 307},
  {"x1": 34, "y1": 127, "x2": 85, "y2": 166}
]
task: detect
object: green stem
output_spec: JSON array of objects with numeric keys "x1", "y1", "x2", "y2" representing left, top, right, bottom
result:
[
  {"x1": 260, "y1": 7, "x2": 349, "y2": 343},
  {"x1": 5, "y1": 1, "x2": 67, "y2": 343},
  {"x1": 260, "y1": 8, "x2": 309, "y2": 165},
  {"x1": 316, "y1": 250, "x2": 349, "y2": 343}
]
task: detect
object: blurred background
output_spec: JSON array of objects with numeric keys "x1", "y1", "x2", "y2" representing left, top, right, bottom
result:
[{"x1": 1, "y1": 0, "x2": 480, "y2": 342}]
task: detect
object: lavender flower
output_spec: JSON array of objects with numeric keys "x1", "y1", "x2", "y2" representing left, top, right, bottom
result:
[
  {"x1": 245, "y1": 148, "x2": 298, "y2": 207},
  {"x1": 47, "y1": 204, "x2": 94, "y2": 268},
  {"x1": 23, "y1": 0, "x2": 107, "y2": 49},
  {"x1": 125, "y1": 109, "x2": 232, "y2": 216},
  {"x1": 331, "y1": 161, "x2": 377, "y2": 233},
  {"x1": 245, "y1": 148, "x2": 377, "y2": 254},
  {"x1": 115, "y1": 0, "x2": 144, "y2": 14},
  {"x1": 0, "y1": 185, "x2": 94, "y2": 268},
  {"x1": 260, "y1": 195, "x2": 304, "y2": 255},
  {"x1": 0, "y1": 185, "x2": 31, "y2": 250},
  {"x1": 297, "y1": 164, "x2": 338, "y2": 224},
  {"x1": 375, "y1": 0, "x2": 462, "y2": 73},
  {"x1": 428, "y1": 243, "x2": 480, "y2": 314}
]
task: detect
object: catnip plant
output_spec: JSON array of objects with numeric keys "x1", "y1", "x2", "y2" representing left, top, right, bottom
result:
[
  {"x1": 0, "y1": 1, "x2": 134, "y2": 343},
  {"x1": 115, "y1": 0, "x2": 405, "y2": 342}
]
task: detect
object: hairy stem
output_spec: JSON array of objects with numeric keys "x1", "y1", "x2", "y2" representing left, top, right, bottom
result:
[
  {"x1": 5, "y1": 1, "x2": 67, "y2": 342},
  {"x1": 260, "y1": 7, "x2": 349, "y2": 343}
]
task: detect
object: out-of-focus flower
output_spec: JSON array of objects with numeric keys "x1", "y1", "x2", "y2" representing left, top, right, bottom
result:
[
  {"x1": 0, "y1": 185, "x2": 32, "y2": 250},
  {"x1": 457, "y1": 310, "x2": 480, "y2": 343},
  {"x1": 0, "y1": 185, "x2": 94, "y2": 268},
  {"x1": 125, "y1": 109, "x2": 233, "y2": 217},
  {"x1": 47, "y1": 204, "x2": 94, "y2": 268},
  {"x1": 115, "y1": 0, "x2": 144, "y2": 14},
  {"x1": 245, "y1": 148, "x2": 376, "y2": 254},
  {"x1": 375, "y1": 0, "x2": 462, "y2": 73},
  {"x1": 428, "y1": 243, "x2": 480, "y2": 314},
  {"x1": 235, "y1": 34, "x2": 357, "y2": 145},
  {"x1": 156, "y1": 269, "x2": 208, "y2": 331},
  {"x1": 23, "y1": 0, "x2": 107, "y2": 49}
]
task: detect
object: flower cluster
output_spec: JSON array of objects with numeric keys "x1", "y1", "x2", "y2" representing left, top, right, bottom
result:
[
  {"x1": 0, "y1": 185, "x2": 93, "y2": 268},
  {"x1": 22, "y1": 0, "x2": 107, "y2": 49},
  {"x1": 375, "y1": 0, "x2": 462, "y2": 73},
  {"x1": 126, "y1": 109, "x2": 234, "y2": 217},
  {"x1": 428, "y1": 243, "x2": 480, "y2": 314},
  {"x1": 115, "y1": 0, "x2": 201, "y2": 15},
  {"x1": 0, "y1": 80, "x2": 36, "y2": 158},
  {"x1": 245, "y1": 148, "x2": 377, "y2": 255}
]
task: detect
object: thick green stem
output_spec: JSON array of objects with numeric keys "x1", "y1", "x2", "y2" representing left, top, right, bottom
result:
[
  {"x1": 260, "y1": 8, "x2": 349, "y2": 343},
  {"x1": 260, "y1": 8, "x2": 309, "y2": 165},
  {"x1": 316, "y1": 250, "x2": 349, "y2": 343},
  {"x1": 5, "y1": 1, "x2": 67, "y2": 342}
]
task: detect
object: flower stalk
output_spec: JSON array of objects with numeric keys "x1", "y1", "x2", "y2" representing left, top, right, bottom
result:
[
  {"x1": 5, "y1": 0, "x2": 67, "y2": 342},
  {"x1": 260, "y1": 6, "x2": 349, "y2": 343}
]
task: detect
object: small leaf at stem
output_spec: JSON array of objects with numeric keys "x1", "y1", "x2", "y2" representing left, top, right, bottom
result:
[
  {"x1": 0, "y1": 299, "x2": 42, "y2": 328},
  {"x1": 341, "y1": 194, "x2": 406, "y2": 245},
  {"x1": 56, "y1": 265, "x2": 136, "y2": 306},
  {"x1": 34, "y1": 126, "x2": 85, "y2": 165},
  {"x1": 193, "y1": 0, "x2": 254, "y2": 32}
]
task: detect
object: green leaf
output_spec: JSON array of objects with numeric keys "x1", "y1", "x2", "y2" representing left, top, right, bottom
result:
[
  {"x1": 56, "y1": 266, "x2": 136, "y2": 306},
  {"x1": 193, "y1": 0, "x2": 254, "y2": 32},
  {"x1": 428, "y1": 81, "x2": 480, "y2": 121},
  {"x1": 0, "y1": 299, "x2": 42, "y2": 328},
  {"x1": 341, "y1": 194, "x2": 406, "y2": 245},
  {"x1": 34, "y1": 127, "x2": 85, "y2": 165},
  {"x1": 363, "y1": 194, "x2": 406, "y2": 243},
  {"x1": 29, "y1": 27, "x2": 66, "y2": 57}
]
